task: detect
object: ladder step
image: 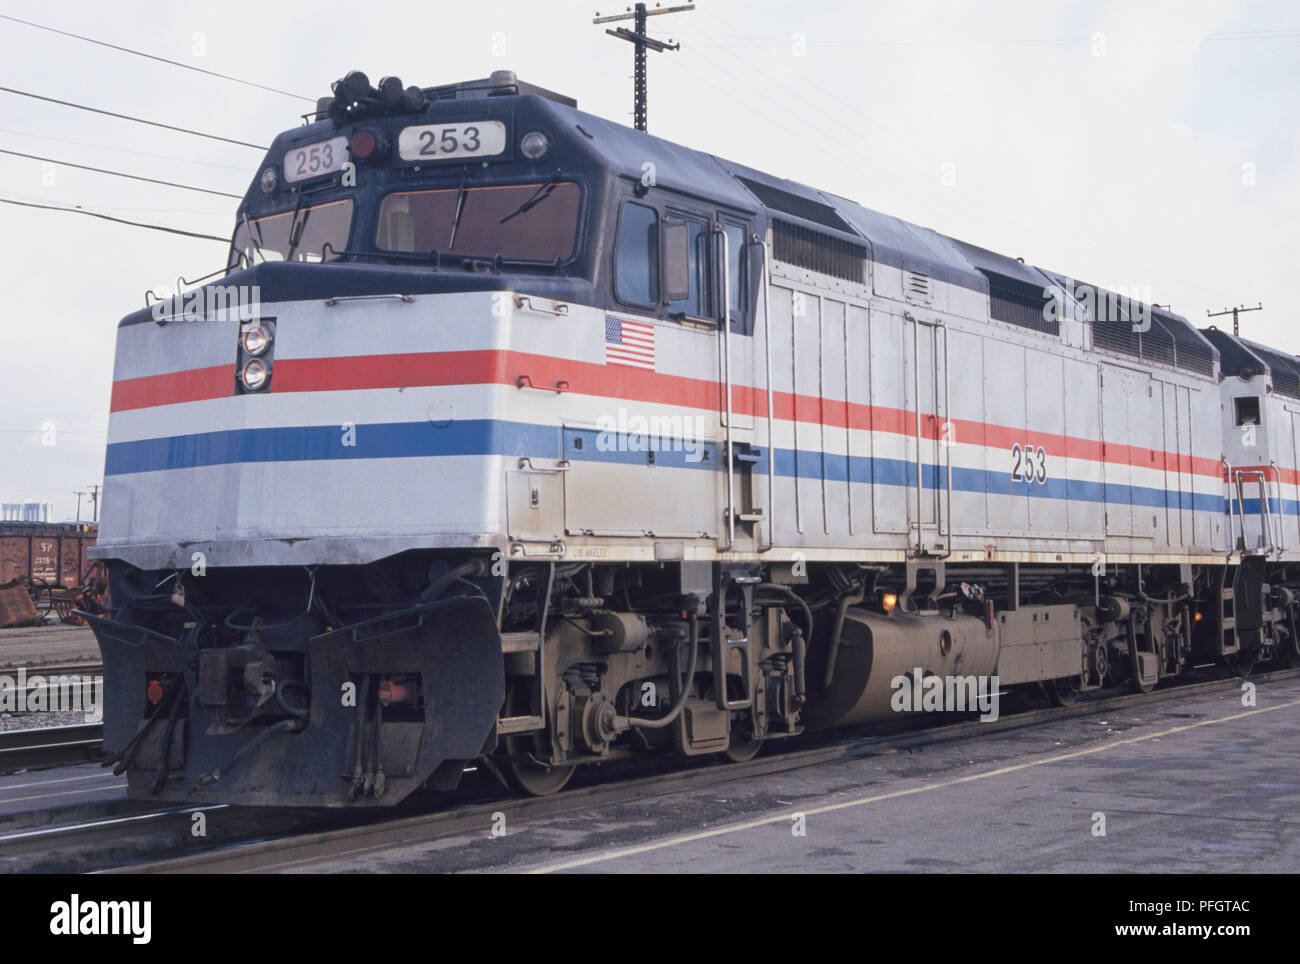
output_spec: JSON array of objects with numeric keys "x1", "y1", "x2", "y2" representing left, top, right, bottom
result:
[
  {"x1": 497, "y1": 715, "x2": 544, "y2": 735},
  {"x1": 501, "y1": 632, "x2": 540, "y2": 654}
]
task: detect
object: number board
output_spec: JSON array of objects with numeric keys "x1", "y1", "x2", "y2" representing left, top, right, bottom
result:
[
  {"x1": 397, "y1": 120, "x2": 507, "y2": 162},
  {"x1": 283, "y1": 136, "x2": 349, "y2": 183}
]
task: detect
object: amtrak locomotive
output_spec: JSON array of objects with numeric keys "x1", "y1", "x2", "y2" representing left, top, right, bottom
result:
[{"x1": 87, "y1": 70, "x2": 1300, "y2": 806}]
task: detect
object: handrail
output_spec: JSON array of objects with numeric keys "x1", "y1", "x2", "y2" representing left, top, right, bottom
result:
[
  {"x1": 323, "y1": 293, "x2": 415, "y2": 306},
  {"x1": 908, "y1": 314, "x2": 951, "y2": 557},
  {"x1": 1236, "y1": 468, "x2": 1275, "y2": 555},
  {"x1": 1269, "y1": 461, "x2": 1287, "y2": 552},
  {"x1": 760, "y1": 239, "x2": 776, "y2": 552},
  {"x1": 1221, "y1": 456, "x2": 1238, "y2": 555},
  {"x1": 912, "y1": 318, "x2": 923, "y2": 554},
  {"x1": 718, "y1": 226, "x2": 735, "y2": 552}
]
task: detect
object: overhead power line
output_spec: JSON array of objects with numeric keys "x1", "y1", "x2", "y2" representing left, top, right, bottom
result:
[
  {"x1": 0, "y1": 13, "x2": 314, "y2": 102},
  {"x1": 0, "y1": 126, "x2": 250, "y2": 170},
  {"x1": 668, "y1": 27, "x2": 1300, "y2": 48},
  {"x1": 0, "y1": 86, "x2": 266, "y2": 149},
  {"x1": 0, "y1": 196, "x2": 229, "y2": 242},
  {"x1": 0, "y1": 148, "x2": 243, "y2": 198}
]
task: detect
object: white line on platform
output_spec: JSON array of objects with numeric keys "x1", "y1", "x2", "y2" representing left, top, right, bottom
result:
[
  {"x1": 526, "y1": 695, "x2": 1300, "y2": 874},
  {"x1": 0, "y1": 804, "x2": 227, "y2": 843}
]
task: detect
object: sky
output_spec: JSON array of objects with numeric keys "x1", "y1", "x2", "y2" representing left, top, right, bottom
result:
[{"x1": 0, "y1": 0, "x2": 1296, "y2": 522}]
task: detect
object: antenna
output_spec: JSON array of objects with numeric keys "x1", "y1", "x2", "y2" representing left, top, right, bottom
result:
[
  {"x1": 594, "y1": 3, "x2": 695, "y2": 132},
  {"x1": 1208, "y1": 303, "x2": 1263, "y2": 337}
]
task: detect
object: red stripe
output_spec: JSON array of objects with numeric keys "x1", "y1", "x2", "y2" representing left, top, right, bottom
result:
[
  {"x1": 109, "y1": 365, "x2": 230, "y2": 412},
  {"x1": 1236, "y1": 463, "x2": 1300, "y2": 486},
  {"x1": 111, "y1": 349, "x2": 1226, "y2": 478}
]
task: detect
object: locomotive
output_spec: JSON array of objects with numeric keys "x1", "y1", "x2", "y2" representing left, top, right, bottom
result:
[{"x1": 87, "y1": 70, "x2": 1300, "y2": 806}]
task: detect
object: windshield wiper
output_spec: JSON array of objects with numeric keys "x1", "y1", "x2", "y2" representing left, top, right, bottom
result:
[
  {"x1": 284, "y1": 196, "x2": 309, "y2": 261},
  {"x1": 498, "y1": 172, "x2": 561, "y2": 224},
  {"x1": 234, "y1": 210, "x2": 266, "y2": 268},
  {"x1": 448, "y1": 172, "x2": 470, "y2": 250}
]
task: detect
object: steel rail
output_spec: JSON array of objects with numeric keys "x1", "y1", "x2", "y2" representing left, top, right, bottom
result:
[
  {"x1": 0, "y1": 723, "x2": 103, "y2": 769},
  {"x1": 101, "y1": 666, "x2": 1299, "y2": 874}
]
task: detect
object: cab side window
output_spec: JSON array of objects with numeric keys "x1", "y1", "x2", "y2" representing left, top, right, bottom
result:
[
  {"x1": 722, "y1": 222, "x2": 746, "y2": 327},
  {"x1": 615, "y1": 201, "x2": 659, "y2": 307},
  {"x1": 667, "y1": 216, "x2": 710, "y2": 319}
]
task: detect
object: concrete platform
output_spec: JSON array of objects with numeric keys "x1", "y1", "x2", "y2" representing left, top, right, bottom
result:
[
  {"x1": 285, "y1": 674, "x2": 1300, "y2": 874},
  {"x1": 0, "y1": 624, "x2": 101, "y2": 669}
]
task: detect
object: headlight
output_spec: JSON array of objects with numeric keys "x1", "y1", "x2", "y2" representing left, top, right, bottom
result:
[
  {"x1": 519, "y1": 130, "x2": 550, "y2": 161},
  {"x1": 259, "y1": 166, "x2": 279, "y2": 194},
  {"x1": 241, "y1": 358, "x2": 269, "y2": 391},
  {"x1": 241, "y1": 325, "x2": 271, "y2": 356}
]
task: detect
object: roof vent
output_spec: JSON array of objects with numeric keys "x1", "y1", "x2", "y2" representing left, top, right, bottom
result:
[
  {"x1": 772, "y1": 220, "x2": 867, "y2": 284},
  {"x1": 737, "y1": 176, "x2": 857, "y2": 235},
  {"x1": 904, "y1": 267, "x2": 933, "y2": 305}
]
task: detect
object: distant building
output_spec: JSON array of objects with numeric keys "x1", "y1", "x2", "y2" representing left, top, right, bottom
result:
[{"x1": 1, "y1": 502, "x2": 52, "y2": 523}]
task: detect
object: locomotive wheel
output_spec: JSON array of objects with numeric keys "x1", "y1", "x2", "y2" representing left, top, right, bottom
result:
[
  {"x1": 499, "y1": 681, "x2": 575, "y2": 797},
  {"x1": 723, "y1": 735, "x2": 764, "y2": 763},
  {"x1": 1129, "y1": 674, "x2": 1157, "y2": 695},
  {"x1": 1283, "y1": 626, "x2": 1300, "y2": 668},
  {"x1": 1225, "y1": 652, "x2": 1258, "y2": 678},
  {"x1": 1043, "y1": 678, "x2": 1078, "y2": 707}
]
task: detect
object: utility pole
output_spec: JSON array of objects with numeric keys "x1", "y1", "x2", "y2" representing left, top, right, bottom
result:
[
  {"x1": 594, "y1": 3, "x2": 695, "y2": 132},
  {"x1": 74, "y1": 489, "x2": 85, "y2": 522},
  {"x1": 85, "y1": 483, "x2": 101, "y2": 524},
  {"x1": 1208, "y1": 303, "x2": 1263, "y2": 338}
]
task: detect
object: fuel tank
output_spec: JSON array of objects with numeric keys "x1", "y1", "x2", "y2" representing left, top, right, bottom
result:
[{"x1": 802, "y1": 608, "x2": 1000, "y2": 730}]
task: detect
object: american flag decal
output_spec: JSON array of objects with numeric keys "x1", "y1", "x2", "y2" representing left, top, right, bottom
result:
[{"x1": 604, "y1": 316, "x2": 655, "y2": 370}]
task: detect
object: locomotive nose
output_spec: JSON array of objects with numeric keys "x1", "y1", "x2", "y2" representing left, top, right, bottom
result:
[{"x1": 86, "y1": 594, "x2": 507, "y2": 807}]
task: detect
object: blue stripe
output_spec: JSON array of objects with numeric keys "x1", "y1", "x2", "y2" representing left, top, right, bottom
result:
[
  {"x1": 105, "y1": 420, "x2": 563, "y2": 476},
  {"x1": 103, "y1": 418, "x2": 1265, "y2": 517}
]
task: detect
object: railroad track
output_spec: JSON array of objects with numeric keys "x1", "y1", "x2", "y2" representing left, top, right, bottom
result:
[
  {"x1": 0, "y1": 662, "x2": 105, "y2": 771},
  {"x1": 0, "y1": 662, "x2": 103, "y2": 723},
  {"x1": 90, "y1": 665, "x2": 1298, "y2": 874},
  {"x1": 0, "y1": 723, "x2": 103, "y2": 770}
]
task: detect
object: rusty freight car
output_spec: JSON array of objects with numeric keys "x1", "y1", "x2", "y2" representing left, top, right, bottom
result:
[{"x1": 0, "y1": 523, "x2": 103, "y2": 624}]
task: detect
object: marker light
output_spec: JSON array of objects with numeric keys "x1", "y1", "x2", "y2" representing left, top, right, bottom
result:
[
  {"x1": 519, "y1": 130, "x2": 550, "y2": 161},
  {"x1": 351, "y1": 128, "x2": 390, "y2": 163},
  {"x1": 241, "y1": 325, "x2": 271, "y2": 356},
  {"x1": 350, "y1": 129, "x2": 378, "y2": 160},
  {"x1": 259, "y1": 166, "x2": 279, "y2": 194},
  {"x1": 241, "y1": 358, "x2": 269, "y2": 391},
  {"x1": 881, "y1": 593, "x2": 898, "y2": 613}
]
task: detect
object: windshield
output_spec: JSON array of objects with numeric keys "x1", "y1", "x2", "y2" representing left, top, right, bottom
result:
[
  {"x1": 375, "y1": 181, "x2": 580, "y2": 262},
  {"x1": 229, "y1": 198, "x2": 354, "y2": 269}
]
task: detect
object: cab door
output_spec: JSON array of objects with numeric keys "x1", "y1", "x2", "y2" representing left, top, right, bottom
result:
[{"x1": 712, "y1": 216, "x2": 763, "y2": 551}]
